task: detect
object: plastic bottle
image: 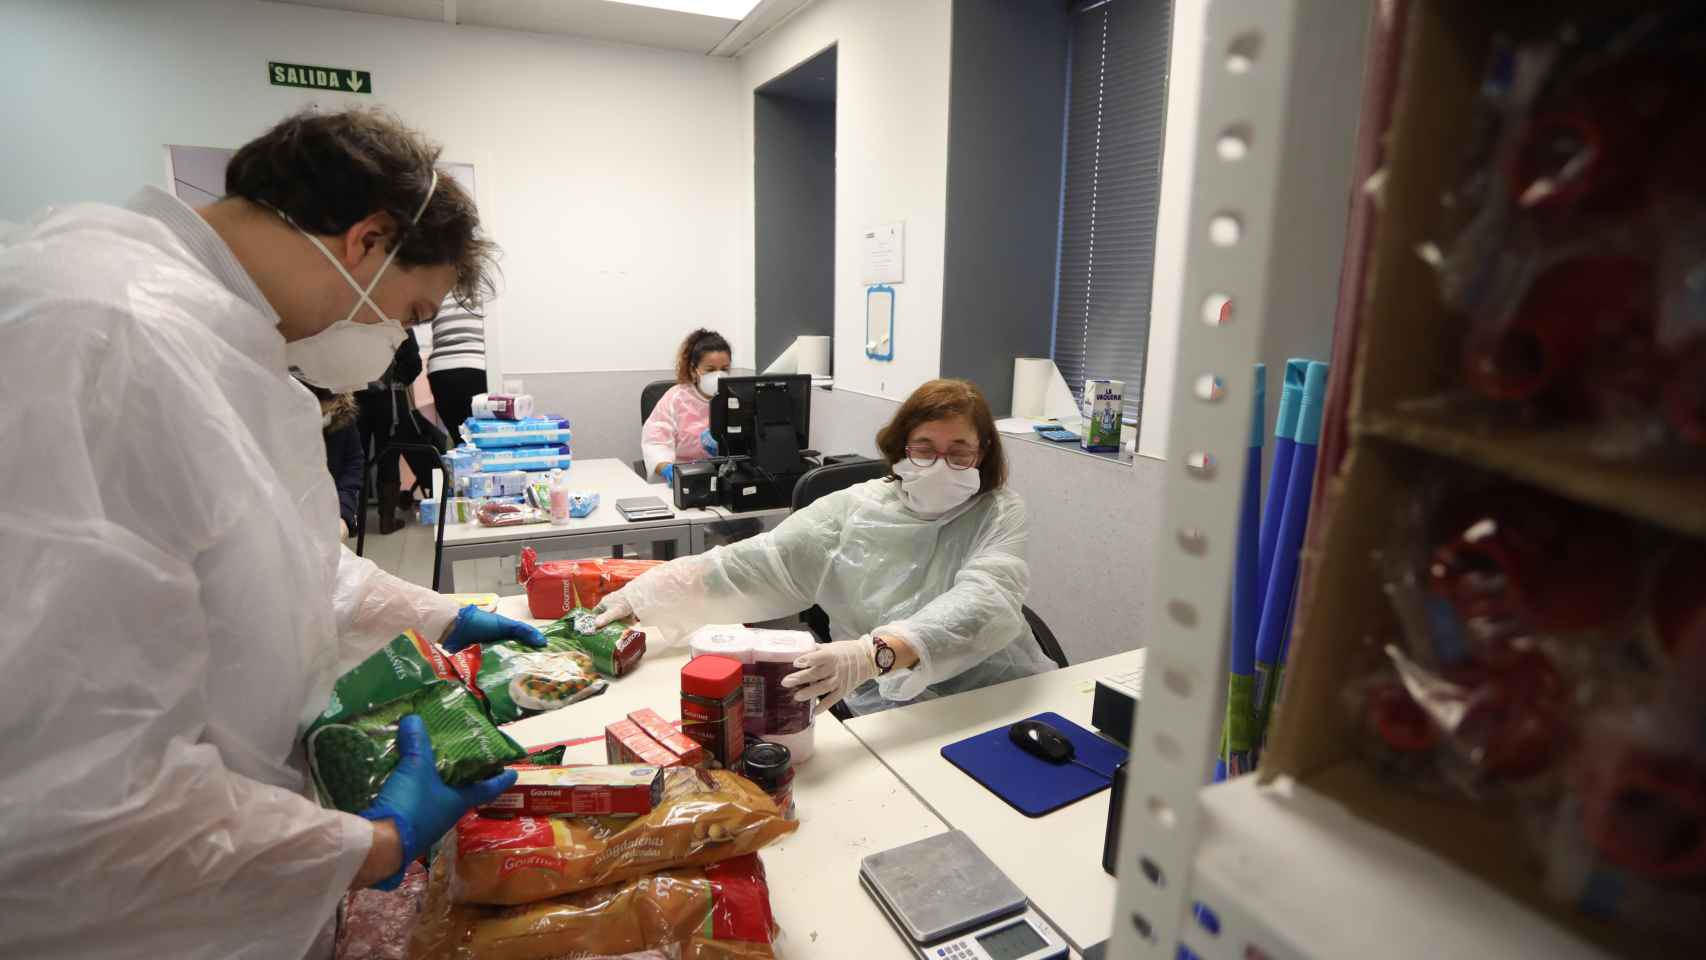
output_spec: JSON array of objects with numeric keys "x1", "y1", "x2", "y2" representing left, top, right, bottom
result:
[{"x1": 548, "y1": 469, "x2": 571, "y2": 525}]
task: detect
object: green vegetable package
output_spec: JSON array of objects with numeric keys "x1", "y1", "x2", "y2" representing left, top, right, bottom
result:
[
  {"x1": 453, "y1": 640, "x2": 607, "y2": 724},
  {"x1": 538, "y1": 609, "x2": 648, "y2": 677},
  {"x1": 305, "y1": 630, "x2": 524, "y2": 814}
]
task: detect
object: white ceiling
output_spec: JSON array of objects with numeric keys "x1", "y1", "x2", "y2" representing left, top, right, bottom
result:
[{"x1": 269, "y1": 0, "x2": 810, "y2": 55}]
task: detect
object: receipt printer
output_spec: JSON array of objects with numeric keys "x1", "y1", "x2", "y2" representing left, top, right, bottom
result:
[{"x1": 671, "y1": 460, "x2": 719, "y2": 510}]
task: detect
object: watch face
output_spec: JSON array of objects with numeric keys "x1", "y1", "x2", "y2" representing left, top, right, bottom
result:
[{"x1": 874, "y1": 642, "x2": 897, "y2": 672}]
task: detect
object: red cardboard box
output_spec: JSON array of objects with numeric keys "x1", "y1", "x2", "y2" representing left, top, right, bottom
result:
[
  {"x1": 479, "y1": 765, "x2": 664, "y2": 818},
  {"x1": 604, "y1": 719, "x2": 684, "y2": 768},
  {"x1": 628, "y1": 707, "x2": 705, "y2": 767}
]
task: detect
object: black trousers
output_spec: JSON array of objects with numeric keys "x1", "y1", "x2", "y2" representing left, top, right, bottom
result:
[
  {"x1": 428, "y1": 367, "x2": 487, "y2": 446},
  {"x1": 357, "y1": 391, "x2": 445, "y2": 512}
]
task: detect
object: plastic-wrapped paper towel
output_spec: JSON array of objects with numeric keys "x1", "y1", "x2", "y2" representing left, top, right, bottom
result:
[
  {"x1": 684, "y1": 625, "x2": 816, "y2": 760},
  {"x1": 761, "y1": 335, "x2": 831, "y2": 377}
]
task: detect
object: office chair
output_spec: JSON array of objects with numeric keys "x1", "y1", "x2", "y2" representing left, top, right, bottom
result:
[{"x1": 631, "y1": 379, "x2": 679, "y2": 479}]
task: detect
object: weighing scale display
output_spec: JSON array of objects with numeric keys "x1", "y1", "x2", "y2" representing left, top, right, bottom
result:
[
  {"x1": 976, "y1": 919, "x2": 1047, "y2": 959},
  {"x1": 861, "y1": 831, "x2": 1068, "y2": 960}
]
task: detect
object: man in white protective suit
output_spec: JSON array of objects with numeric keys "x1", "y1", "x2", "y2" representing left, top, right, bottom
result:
[{"x1": 0, "y1": 108, "x2": 547, "y2": 958}]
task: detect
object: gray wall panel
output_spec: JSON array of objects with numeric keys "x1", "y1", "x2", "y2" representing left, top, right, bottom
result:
[{"x1": 940, "y1": 0, "x2": 1071, "y2": 413}]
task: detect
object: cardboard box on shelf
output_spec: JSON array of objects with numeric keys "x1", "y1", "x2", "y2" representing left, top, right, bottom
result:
[{"x1": 1259, "y1": 4, "x2": 1703, "y2": 959}]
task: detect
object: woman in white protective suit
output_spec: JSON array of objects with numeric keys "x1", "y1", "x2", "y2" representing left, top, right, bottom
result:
[
  {"x1": 596, "y1": 378, "x2": 1057, "y2": 715},
  {"x1": 0, "y1": 109, "x2": 548, "y2": 959}
]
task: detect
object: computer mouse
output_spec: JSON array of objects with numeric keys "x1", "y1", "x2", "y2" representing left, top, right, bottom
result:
[{"x1": 1009, "y1": 719, "x2": 1076, "y2": 764}]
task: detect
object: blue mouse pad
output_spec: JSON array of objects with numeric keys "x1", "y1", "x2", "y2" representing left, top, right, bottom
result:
[{"x1": 940, "y1": 711, "x2": 1127, "y2": 818}]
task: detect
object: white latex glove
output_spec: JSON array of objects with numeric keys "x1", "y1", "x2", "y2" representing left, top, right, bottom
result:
[
  {"x1": 591, "y1": 592, "x2": 635, "y2": 630},
  {"x1": 780, "y1": 635, "x2": 880, "y2": 715}
]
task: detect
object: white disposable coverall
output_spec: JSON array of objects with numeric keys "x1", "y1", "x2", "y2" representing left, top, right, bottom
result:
[
  {"x1": 640, "y1": 382, "x2": 712, "y2": 478},
  {"x1": 613, "y1": 478, "x2": 1056, "y2": 714},
  {"x1": 0, "y1": 188, "x2": 464, "y2": 959}
]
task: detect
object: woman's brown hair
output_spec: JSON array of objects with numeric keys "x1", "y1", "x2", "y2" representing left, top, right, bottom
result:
[
  {"x1": 675, "y1": 328, "x2": 732, "y2": 384},
  {"x1": 875, "y1": 379, "x2": 1007, "y2": 493}
]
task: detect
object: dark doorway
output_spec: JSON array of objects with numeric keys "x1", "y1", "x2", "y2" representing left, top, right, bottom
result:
[{"x1": 754, "y1": 45, "x2": 836, "y2": 373}]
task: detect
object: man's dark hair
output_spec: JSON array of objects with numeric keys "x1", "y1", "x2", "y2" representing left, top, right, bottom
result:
[{"x1": 225, "y1": 107, "x2": 497, "y2": 310}]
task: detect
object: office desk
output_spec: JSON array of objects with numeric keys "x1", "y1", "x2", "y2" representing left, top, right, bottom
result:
[
  {"x1": 667, "y1": 499, "x2": 793, "y2": 553},
  {"x1": 436, "y1": 459, "x2": 689, "y2": 590},
  {"x1": 843, "y1": 651, "x2": 1145, "y2": 954},
  {"x1": 494, "y1": 596, "x2": 948, "y2": 958}
]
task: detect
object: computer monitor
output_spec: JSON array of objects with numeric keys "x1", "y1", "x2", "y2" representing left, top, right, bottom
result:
[{"x1": 710, "y1": 374, "x2": 812, "y2": 475}]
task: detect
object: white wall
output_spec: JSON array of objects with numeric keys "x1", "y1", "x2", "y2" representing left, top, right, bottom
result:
[
  {"x1": 1138, "y1": 0, "x2": 1206, "y2": 459},
  {"x1": 735, "y1": 0, "x2": 953, "y2": 402},
  {"x1": 0, "y1": 0, "x2": 748, "y2": 388}
]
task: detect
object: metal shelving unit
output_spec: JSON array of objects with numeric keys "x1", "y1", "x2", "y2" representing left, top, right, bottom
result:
[
  {"x1": 1110, "y1": 2, "x2": 1696, "y2": 958},
  {"x1": 1107, "y1": 2, "x2": 1376, "y2": 955}
]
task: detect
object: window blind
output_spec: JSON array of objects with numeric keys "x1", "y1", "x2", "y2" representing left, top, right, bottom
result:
[{"x1": 1053, "y1": 0, "x2": 1172, "y2": 422}]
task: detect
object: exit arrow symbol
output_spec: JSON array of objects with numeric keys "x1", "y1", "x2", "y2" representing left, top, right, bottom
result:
[{"x1": 345, "y1": 71, "x2": 365, "y2": 92}]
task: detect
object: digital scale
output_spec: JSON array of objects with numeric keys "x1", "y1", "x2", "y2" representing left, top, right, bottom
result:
[
  {"x1": 614, "y1": 496, "x2": 674, "y2": 521},
  {"x1": 860, "y1": 831, "x2": 1068, "y2": 960}
]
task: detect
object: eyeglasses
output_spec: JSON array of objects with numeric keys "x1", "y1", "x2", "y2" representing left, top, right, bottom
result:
[{"x1": 905, "y1": 442, "x2": 982, "y2": 470}]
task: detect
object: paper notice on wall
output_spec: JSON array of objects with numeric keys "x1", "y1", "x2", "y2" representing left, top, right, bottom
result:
[{"x1": 861, "y1": 221, "x2": 904, "y2": 285}]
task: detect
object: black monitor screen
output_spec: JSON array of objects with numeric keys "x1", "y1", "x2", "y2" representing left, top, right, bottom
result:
[{"x1": 710, "y1": 375, "x2": 811, "y2": 474}]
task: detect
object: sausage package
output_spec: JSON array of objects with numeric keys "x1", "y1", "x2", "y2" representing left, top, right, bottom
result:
[
  {"x1": 448, "y1": 768, "x2": 797, "y2": 906},
  {"x1": 411, "y1": 851, "x2": 780, "y2": 960},
  {"x1": 519, "y1": 549, "x2": 661, "y2": 620}
]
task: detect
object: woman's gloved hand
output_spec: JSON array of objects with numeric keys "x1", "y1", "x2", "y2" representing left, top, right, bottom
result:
[
  {"x1": 660, "y1": 464, "x2": 676, "y2": 485},
  {"x1": 781, "y1": 635, "x2": 881, "y2": 715},
  {"x1": 441, "y1": 605, "x2": 546, "y2": 653},
  {"x1": 590, "y1": 592, "x2": 635, "y2": 630},
  {"x1": 700, "y1": 430, "x2": 719, "y2": 457},
  {"x1": 359, "y1": 715, "x2": 516, "y2": 889}
]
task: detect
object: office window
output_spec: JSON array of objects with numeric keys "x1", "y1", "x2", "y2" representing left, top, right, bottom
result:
[{"x1": 1053, "y1": 0, "x2": 1172, "y2": 421}]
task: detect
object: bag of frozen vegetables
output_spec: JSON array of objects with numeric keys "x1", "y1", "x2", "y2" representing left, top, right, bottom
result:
[
  {"x1": 451, "y1": 641, "x2": 607, "y2": 724},
  {"x1": 538, "y1": 608, "x2": 647, "y2": 677},
  {"x1": 306, "y1": 679, "x2": 525, "y2": 814}
]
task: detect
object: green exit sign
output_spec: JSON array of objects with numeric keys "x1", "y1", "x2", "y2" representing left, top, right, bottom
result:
[{"x1": 269, "y1": 61, "x2": 372, "y2": 94}]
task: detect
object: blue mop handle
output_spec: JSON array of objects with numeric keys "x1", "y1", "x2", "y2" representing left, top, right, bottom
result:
[
  {"x1": 1222, "y1": 365, "x2": 1265, "y2": 779},
  {"x1": 1257, "y1": 359, "x2": 1307, "y2": 591},
  {"x1": 1251, "y1": 361, "x2": 1328, "y2": 748}
]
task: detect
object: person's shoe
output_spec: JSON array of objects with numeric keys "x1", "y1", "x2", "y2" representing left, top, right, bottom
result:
[{"x1": 377, "y1": 513, "x2": 404, "y2": 535}]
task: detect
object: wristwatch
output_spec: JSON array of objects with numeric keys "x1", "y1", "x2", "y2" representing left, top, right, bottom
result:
[{"x1": 871, "y1": 635, "x2": 897, "y2": 675}]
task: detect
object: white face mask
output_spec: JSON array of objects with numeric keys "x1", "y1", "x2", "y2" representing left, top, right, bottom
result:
[
  {"x1": 284, "y1": 171, "x2": 439, "y2": 393},
  {"x1": 892, "y1": 457, "x2": 982, "y2": 518},
  {"x1": 697, "y1": 371, "x2": 725, "y2": 399}
]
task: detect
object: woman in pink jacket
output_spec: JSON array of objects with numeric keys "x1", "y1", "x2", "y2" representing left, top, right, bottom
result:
[{"x1": 642, "y1": 328, "x2": 732, "y2": 482}]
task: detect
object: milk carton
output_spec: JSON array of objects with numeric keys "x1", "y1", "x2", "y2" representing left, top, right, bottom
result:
[{"x1": 1081, "y1": 379, "x2": 1124, "y2": 452}]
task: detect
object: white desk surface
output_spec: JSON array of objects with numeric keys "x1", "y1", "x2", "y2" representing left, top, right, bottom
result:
[
  {"x1": 439, "y1": 458, "x2": 678, "y2": 546},
  {"x1": 843, "y1": 650, "x2": 1145, "y2": 954},
  {"x1": 494, "y1": 596, "x2": 945, "y2": 958}
]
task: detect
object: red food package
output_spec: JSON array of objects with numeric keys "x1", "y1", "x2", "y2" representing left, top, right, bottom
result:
[
  {"x1": 334, "y1": 859, "x2": 428, "y2": 960},
  {"x1": 479, "y1": 765, "x2": 665, "y2": 818},
  {"x1": 629, "y1": 707, "x2": 705, "y2": 767},
  {"x1": 606, "y1": 719, "x2": 685, "y2": 768},
  {"x1": 519, "y1": 549, "x2": 663, "y2": 619}
]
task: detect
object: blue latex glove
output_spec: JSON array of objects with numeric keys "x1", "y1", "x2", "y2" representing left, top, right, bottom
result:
[
  {"x1": 661, "y1": 463, "x2": 676, "y2": 485},
  {"x1": 700, "y1": 429, "x2": 719, "y2": 457},
  {"x1": 359, "y1": 715, "x2": 516, "y2": 890},
  {"x1": 442, "y1": 604, "x2": 546, "y2": 653}
]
